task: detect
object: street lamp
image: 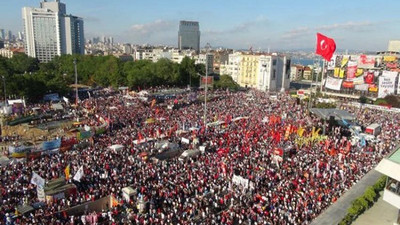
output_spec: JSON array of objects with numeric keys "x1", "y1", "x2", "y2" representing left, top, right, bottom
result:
[
  {"x1": 204, "y1": 43, "x2": 211, "y2": 131},
  {"x1": 2, "y1": 76, "x2": 6, "y2": 107},
  {"x1": 73, "y1": 59, "x2": 78, "y2": 106}
]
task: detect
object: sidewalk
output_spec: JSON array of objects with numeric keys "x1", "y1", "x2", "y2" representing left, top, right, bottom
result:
[
  {"x1": 352, "y1": 191, "x2": 398, "y2": 225},
  {"x1": 310, "y1": 170, "x2": 382, "y2": 225}
]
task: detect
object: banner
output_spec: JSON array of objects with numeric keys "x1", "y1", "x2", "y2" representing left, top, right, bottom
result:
[
  {"x1": 386, "y1": 62, "x2": 398, "y2": 69},
  {"x1": 333, "y1": 68, "x2": 340, "y2": 77},
  {"x1": 325, "y1": 76, "x2": 343, "y2": 91},
  {"x1": 41, "y1": 139, "x2": 61, "y2": 151},
  {"x1": 357, "y1": 55, "x2": 375, "y2": 69},
  {"x1": 355, "y1": 68, "x2": 364, "y2": 77},
  {"x1": 355, "y1": 84, "x2": 369, "y2": 91},
  {"x1": 342, "y1": 81, "x2": 354, "y2": 88},
  {"x1": 353, "y1": 76, "x2": 365, "y2": 85},
  {"x1": 201, "y1": 77, "x2": 213, "y2": 85},
  {"x1": 73, "y1": 166, "x2": 84, "y2": 182},
  {"x1": 383, "y1": 56, "x2": 397, "y2": 62},
  {"x1": 378, "y1": 75, "x2": 397, "y2": 98},
  {"x1": 364, "y1": 71, "x2": 375, "y2": 84},
  {"x1": 339, "y1": 69, "x2": 345, "y2": 78},
  {"x1": 232, "y1": 175, "x2": 249, "y2": 189},
  {"x1": 346, "y1": 60, "x2": 357, "y2": 80},
  {"x1": 341, "y1": 56, "x2": 349, "y2": 68},
  {"x1": 382, "y1": 70, "x2": 398, "y2": 78},
  {"x1": 31, "y1": 172, "x2": 45, "y2": 188},
  {"x1": 327, "y1": 56, "x2": 336, "y2": 70},
  {"x1": 37, "y1": 186, "x2": 45, "y2": 202}
]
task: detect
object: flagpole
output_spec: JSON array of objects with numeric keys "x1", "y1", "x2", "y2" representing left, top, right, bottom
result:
[{"x1": 320, "y1": 59, "x2": 326, "y2": 93}]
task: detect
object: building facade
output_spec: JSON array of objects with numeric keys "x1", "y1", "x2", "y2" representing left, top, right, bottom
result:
[
  {"x1": 220, "y1": 52, "x2": 242, "y2": 83},
  {"x1": 22, "y1": 0, "x2": 84, "y2": 62},
  {"x1": 236, "y1": 53, "x2": 290, "y2": 92},
  {"x1": 178, "y1": 21, "x2": 200, "y2": 53},
  {"x1": 195, "y1": 53, "x2": 214, "y2": 75}
]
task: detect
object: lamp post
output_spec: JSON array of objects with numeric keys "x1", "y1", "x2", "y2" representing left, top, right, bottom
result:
[
  {"x1": 1, "y1": 76, "x2": 6, "y2": 107},
  {"x1": 73, "y1": 59, "x2": 78, "y2": 106},
  {"x1": 204, "y1": 43, "x2": 211, "y2": 131}
]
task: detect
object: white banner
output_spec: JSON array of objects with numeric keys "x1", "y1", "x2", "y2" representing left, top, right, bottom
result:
[
  {"x1": 325, "y1": 76, "x2": 343, "y2": 91},
  {"x1": 378, "y1": 76, "x2": 397, "y2": 98},
  {"x1": 355, "y1": 84, "x2": 369, "y2": 91},
  {"x1": 31, "y1": 172, "x2": 45, "y2": 188},
  {"x1": 232, "y1": 175, "x2": 249, "y2": 189},
  {"x1": 353, "y1": 76, "x2": 364, "y2": 85},
  {"x1": 181, "y1": 137, "x2": 190, "y2": 144},
  {"x1": 73, "y1": 166, "x2": 84, "y2": 182},
  {"x1": 327, "y1": 55, "x2": 336, "y2": 70},
  {"x1": 382, "y1": 70, "x2": 398, "y2": 78},
  {"x1": 37, "y1": 186, "x2": 45, "y2": 202}
]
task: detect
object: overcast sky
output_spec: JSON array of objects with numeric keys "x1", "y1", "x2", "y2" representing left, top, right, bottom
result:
[{"x1": 1, "y1": 0, "x2": 399, "y2": 51}]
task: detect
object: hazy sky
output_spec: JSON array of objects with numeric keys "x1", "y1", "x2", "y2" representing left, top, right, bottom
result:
[{"x1": 1, "y1": 0, "x2": 399, "y2": 51}]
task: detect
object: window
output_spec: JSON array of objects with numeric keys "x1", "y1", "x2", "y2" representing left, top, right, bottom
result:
[
  {"x1": 272, "y1": 69, "x2": 276, "y2": 79},
  {"x1": 273, "y1": 59, "x2": 277, "y2": 66}
]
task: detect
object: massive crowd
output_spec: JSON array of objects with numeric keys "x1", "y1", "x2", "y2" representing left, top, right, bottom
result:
[{"x1": 0, "y1": 88, "x2": 399, "y2": 225}]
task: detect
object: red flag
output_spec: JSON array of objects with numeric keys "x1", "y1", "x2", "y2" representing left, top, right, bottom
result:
[
  {"x1": 138, "y1": 133, "x2": 143, "y2": 142},
  {"x1": 316, "y1": 33, "x2": 336, "y2": 61}
]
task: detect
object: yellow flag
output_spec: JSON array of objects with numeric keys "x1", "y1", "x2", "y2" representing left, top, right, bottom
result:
[
  {"x1": 312, "y1": 127, "x2": 321, "y2": 141},
  {"x1": 297, "y1": 126, "x2": 305, "y2": 137},
  {"x1": 64, "y1": 164, "x2": 70, "y2": 180}
]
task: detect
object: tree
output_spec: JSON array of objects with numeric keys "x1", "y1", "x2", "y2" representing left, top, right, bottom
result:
[
  {"x1": 178, "y1": 57, "x2": 196, "y2": 86},
  {"x1": 213, "y1": 75, "x2": 240, "y2": 90},
  {"x1": 9, "y1": 53, "x2": 39, "y2": 74}
]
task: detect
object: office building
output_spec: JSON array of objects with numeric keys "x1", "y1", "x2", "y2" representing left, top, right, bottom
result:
[
  {"x1": 22, "y1": 0, "x2": 84, "y2": 62},
  {"x1": 0, "y1": 29, "x2": 4, "y2": 40},
  {"x1": 178, "y1": 21, "x2": 200, "y2": 53}
]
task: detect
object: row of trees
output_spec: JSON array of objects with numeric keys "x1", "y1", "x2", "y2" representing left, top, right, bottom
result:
[{"x1": 0, "y1": 54, "x2": 242, "y2": 102}]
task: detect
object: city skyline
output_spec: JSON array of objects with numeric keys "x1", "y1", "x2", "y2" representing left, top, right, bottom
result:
[{"x1": 1, "y1": 0, "x2": 400, "y2": 51}]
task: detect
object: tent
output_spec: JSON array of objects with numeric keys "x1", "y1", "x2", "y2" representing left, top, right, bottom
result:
[{"x1": 309, "y1": 108, "x2": 355, "y2": 121}]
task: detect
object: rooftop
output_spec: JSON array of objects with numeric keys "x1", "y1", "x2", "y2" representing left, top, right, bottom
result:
[{"x1": 388, "y1": 148, "x2": 400, "y2": 164}]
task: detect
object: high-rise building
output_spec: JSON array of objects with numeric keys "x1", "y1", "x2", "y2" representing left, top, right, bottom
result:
[
  {"x1": 22, "y1": 0, "x2": 84, "y2": 62},
  {"x1": 178, "y1": 21, "x2": 200, "y2": 53},
  {"x1": 0, "y1": 29, "x2": 4, "y2": 40},
  {"x1": 6, "y1": 30, "x2": 12, "y2": 40}
]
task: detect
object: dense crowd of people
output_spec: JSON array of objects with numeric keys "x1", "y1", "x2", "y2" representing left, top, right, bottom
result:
[{"x1": 1, "y1": 88, "x2": 399, "y2": 225}]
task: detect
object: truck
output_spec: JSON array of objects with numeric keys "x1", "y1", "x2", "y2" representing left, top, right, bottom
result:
[{"x1": 365, "y1": 123, "x2": 381, "y2": 136}]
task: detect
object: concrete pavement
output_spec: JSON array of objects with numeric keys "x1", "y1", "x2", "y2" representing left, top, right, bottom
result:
[
  {"x1": 352, "y1": 191, "x2": 398, "y2": 225},
  {"x1": 310, "y1": 169, "x2": 383, "y2": 225}
]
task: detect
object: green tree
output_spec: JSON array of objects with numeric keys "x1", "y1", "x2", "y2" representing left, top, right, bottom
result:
[
  {"x1": 178, "y1": 56, "x2": 196, "y2": 86},
  {"x1": 214, "y1": 75, "x2": 240, "y2": 90},
  {"x1": 9, "y1": 53, "x2": 39, "y2": 74}
]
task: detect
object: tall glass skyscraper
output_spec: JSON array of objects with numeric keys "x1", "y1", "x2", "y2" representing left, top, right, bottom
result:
[
  {"x1": 178, "y1": 21, "x2": 200, "y2": 53},
  {"x1": 22, "y1": 0, "x2": 84, "y2": 62}
]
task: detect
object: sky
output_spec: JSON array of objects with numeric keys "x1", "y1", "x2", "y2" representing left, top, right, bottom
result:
[{"x1": 1, "y1": 0, "x2": 399, "y2": 51}]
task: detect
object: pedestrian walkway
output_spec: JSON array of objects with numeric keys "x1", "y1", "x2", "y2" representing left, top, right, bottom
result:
[
  {"x1": 352, "y1": 191, "x2": 398, "y2": 225},
  {"x1": 310, "y1": 170, "x2": 382, "y2": 225}
]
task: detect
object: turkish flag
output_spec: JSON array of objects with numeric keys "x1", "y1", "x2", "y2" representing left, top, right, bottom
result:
[{"x1": 316, "y1": 33, "x2": 336, "y2": 61}]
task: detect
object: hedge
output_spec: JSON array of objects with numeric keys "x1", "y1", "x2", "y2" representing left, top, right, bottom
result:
[{"x1": 338, "y1": 176, "x2": 387, "y2": 225}]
